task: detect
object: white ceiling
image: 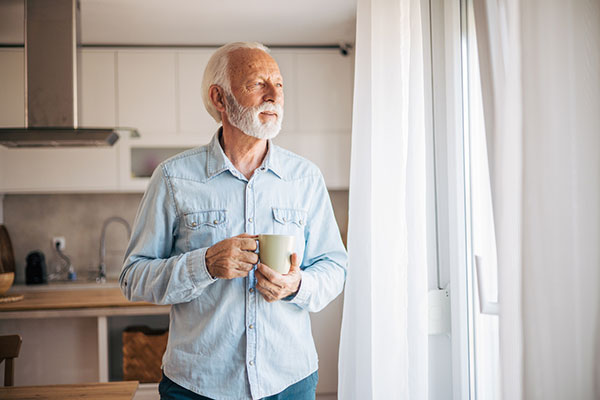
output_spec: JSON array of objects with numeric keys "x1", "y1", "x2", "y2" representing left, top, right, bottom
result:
[{"x1": 0, "y1": 0, "x2": 357, "y2": 46}]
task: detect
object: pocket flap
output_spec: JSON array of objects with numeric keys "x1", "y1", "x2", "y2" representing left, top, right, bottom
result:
[
  {"x1": 272, "y1": 208, "x2": 307, "y2": 227},
  {"x1": 184, "y1": 210, "x2": 227, "y2": 229}
]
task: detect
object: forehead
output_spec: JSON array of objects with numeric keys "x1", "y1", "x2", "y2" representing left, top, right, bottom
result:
[{"x1": 227, "y1": 48, "x2": 282, "y2": 83}]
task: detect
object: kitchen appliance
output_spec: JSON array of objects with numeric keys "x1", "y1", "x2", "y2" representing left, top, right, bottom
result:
[
  {"x1": 26, "y1": 250, "x2": 47, "y2": 284},
  {"x1": 0, "y1": 0, "x2": 138, "y2": 148}
]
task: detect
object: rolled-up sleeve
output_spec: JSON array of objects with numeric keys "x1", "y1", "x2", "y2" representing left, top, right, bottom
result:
[
  {"x1": 119, "y1": 165, "x2": 216, "y2": 305},
  {"x1": 289, "y1": 173, "x2": 347, "y2": 312}
]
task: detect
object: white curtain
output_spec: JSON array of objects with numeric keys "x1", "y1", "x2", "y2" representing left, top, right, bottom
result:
[
  {"x1": 337, "y1": 0, "x2": 428, "y2": 398},
  {"x1": 474, "y1": 0, "x2": 600, "y2": 399}
]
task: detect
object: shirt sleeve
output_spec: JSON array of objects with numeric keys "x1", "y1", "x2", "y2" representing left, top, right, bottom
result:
[
  {"x1": 119, "y1": 164, "x2": 217, "y2": 305},
  {"x1": 288, "y1": 172, "x2": 348, "y2": 312}
]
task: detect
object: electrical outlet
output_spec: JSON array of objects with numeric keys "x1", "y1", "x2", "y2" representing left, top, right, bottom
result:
[{"x1": 52, "y1": 236, "x2": 66, "y2": 251}]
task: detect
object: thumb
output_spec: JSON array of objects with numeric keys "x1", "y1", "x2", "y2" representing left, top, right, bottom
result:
[{"x1": 289, "y1": 253, "x2": 300, "y2": 273}]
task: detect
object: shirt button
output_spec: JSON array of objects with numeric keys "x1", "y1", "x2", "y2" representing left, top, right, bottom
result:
[
  {"x1": 248, "y1": 217, "x2": 253, "y2": 223},
  {"x1": 191, "y1": 222, "x2": 197, "y2": 227},
  {"x1": 249, "y1": 324, "x2": 254, "y2": 329},
  {"x1": 249, "y1": 361, "x2": 254, "y2": 366},
  {"x1": 249, "y1": 288, "x2": 254, "y2": 293},
  {"x1": 213, "y1": 220, "x2": 219, "y2": 225},
  {"x1": 299, "y1": 220, "x2": 304, "y2": 225}
]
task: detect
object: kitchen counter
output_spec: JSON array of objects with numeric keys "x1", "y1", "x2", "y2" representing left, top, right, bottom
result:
[
  {"x1": 0, "y1": 287, "x2": 169, "y2": 319},
  {"x1": 0, "y1": 287, "x2": 169, "y2": 384}
]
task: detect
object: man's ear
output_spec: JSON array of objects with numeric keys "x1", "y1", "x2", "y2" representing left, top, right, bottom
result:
[{"x1": 209, "y1": 85, "x2": 226, "y2": 113}]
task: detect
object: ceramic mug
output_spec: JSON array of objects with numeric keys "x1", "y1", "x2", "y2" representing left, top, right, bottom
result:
[{"x1": 257, "y1": 234, "x2": 295, "y2": 274}]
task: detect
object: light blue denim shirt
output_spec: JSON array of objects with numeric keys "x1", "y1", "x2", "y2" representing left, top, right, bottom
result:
[{"x1": 120, "y1": 131, "x2": 347, "y2": 400}]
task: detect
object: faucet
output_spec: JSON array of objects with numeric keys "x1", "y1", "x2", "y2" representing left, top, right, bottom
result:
[{"x1": 98, "y1": 216, "x2": 132, "y2": 283}]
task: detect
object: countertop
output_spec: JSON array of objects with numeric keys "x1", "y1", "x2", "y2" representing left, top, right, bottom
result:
[{"x1": 0, "y1": 286, "x2": 170, "y2": 318}]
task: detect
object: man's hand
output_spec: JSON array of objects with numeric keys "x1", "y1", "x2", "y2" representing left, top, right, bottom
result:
[
  {"x1": 255, "y1": 253, "x2": 302, "y2": 302},
  {"x1": 205, "y1": 233, "x2": 258, "y2": 279}
]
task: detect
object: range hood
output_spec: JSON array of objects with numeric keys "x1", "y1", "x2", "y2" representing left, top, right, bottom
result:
[{"x1": 0, "y1": 0, "x2": 137, "y2": 148}]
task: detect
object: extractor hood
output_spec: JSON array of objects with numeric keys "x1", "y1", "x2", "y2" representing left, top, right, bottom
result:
[{"x1": 0, "y1": 0, "x2": 137, "y2": 148}]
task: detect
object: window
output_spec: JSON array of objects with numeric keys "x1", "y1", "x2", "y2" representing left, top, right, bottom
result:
[
  {"x1": 426, "y1": 0, "x2": 500, "y2": 398},
  {"x1": 461, "y1": 0, "x2": 500, "y2": 398}
]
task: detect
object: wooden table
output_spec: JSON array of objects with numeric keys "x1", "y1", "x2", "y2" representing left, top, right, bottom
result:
[{"x1": 0, "y1": 381, "x2": 139, "y2": 399}]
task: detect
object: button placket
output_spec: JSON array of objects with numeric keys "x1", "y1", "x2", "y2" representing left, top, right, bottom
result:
[{"x1": 245, "y1": 179, "x2": 259, "y2": 392}]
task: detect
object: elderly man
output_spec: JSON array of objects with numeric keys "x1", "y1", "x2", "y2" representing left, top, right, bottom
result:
[{"x1": 120, "y1": 42, "x2": 347, "y2": 400}]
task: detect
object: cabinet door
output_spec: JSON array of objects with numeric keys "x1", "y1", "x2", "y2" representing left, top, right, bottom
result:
[
  {"x1": 1, "y1": 148, "x2": 120, "y2": 192},
  {"x1": 117, "y1": 50, "x2": 177, "y2": 138},
  {"x1": 0, "y1": 49, "x2": 25, "y2": 191},
  {"x1": 178, "y1": 50, "x2": 219, "y2": 141},
  {"x1": 79, "y1": 50, "x2": 117, "y2": 127},
  {"x1": 0, "y1": 49, "x2": 25, "y2": 127},
  {"x1": 274, "y1": 50, "x2": 353, "y2": 189}
]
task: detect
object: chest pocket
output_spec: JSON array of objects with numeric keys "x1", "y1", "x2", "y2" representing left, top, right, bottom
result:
[
  {"x1": 183, "y1": 210, "x2": 229, "y2": 250},
  {"x1": 272, "y1": 208, "x2": 307, "y2": 235}
]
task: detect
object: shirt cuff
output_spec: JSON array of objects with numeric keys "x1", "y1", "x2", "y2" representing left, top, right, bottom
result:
[
  {"x1": 288, "y1": 270, "x2": 313, "y2": 308},
  {"x1": 186, "y1": 247, "x2": 217, "y2": 289}
]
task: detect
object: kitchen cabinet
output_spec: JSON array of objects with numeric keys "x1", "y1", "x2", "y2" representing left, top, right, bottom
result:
[
  {"x1": 177, "y1": 50, "x2": 220, "y2": 137},
  {"x1": 0, "y1": 49, "x2": 24, "y2": 128},
  {"x1": 117, "y1": 51, "x2": 178, "y2": 138},
  {"x1": 0, "y1": 47, "x2": 353, "y2": 192}
]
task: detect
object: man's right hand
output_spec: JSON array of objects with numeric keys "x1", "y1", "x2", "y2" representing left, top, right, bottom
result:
[{"x1": 205, "y1": 233, "x2": 258, "y2": 279}]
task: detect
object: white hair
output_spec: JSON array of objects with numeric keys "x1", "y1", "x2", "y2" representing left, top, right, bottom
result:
[{"x1": 202, "y1": 42, "x2": 271, "y2": 123}]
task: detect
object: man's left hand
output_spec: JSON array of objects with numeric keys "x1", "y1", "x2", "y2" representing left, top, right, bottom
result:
[{"x1": 255, "y1": 253, "x2": 301, "y2": 302}]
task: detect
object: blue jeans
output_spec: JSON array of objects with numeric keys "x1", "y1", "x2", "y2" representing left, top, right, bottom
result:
[{"x1": 159, "y1": 371, "x2": 319, "y2": 400}]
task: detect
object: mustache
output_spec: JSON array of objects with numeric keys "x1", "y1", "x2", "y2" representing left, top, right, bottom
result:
[{"x1": 255, "y1": 102, "x2": 283, "y2": 116}]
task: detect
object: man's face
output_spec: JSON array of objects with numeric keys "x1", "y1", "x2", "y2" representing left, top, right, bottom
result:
[{"x1": 224, "y1": 49, "x2": 284, "y2": 139}]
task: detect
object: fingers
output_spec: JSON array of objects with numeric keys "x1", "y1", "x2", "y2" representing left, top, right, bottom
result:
[
  {"x1": 237, "y1": 237, "x2": 258, "y2": 251},
  {"x1": 237, "y1": 248, "x2": 259, "y2": 265},
  {"x1": 255, "y1": 269, "x2": 283, "y2": 302},
  {"x1": 256, "y1": 263, "x2": 284, "y2": 285}
]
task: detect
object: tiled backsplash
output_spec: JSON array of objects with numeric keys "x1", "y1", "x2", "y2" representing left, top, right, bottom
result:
[{"x1": 3, "y1": 191, "x2": 348, "y2": 284}]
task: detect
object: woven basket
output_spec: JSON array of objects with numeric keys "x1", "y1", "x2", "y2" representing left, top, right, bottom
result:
[{"x1": 122, "y1": 326, "x2": 168, "y2": 383}]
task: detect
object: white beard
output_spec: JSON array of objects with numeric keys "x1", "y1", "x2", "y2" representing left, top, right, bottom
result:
[{"x1": 224, "y1": 92, "x2": 284, "y2": 140}]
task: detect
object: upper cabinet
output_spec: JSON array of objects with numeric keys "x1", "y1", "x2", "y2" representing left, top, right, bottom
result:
[
  {"x1": 0, "y1": 50, "x2": 25, "y2": 127},
  {"x1": 117, "y1": 51, "x2": 178, "y2": 138},
  {"x1": 177, "y1": 50, "x2": 220, "y2": 139},
  {"x1": 272, "y1": 50, "x2": 353, "y2": 189},
  {"x1": 0, "y1": 47, "x2": 353, "y2": 192}
]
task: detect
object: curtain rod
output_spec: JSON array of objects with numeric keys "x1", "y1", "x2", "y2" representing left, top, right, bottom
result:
[{"x1": 0, "y1": 43, "x2": 353, "y2": 54}]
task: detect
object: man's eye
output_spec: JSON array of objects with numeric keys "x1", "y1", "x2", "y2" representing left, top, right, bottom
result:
[{"x1": 276, "y1": 83, "x2": 283, "y2": 88}]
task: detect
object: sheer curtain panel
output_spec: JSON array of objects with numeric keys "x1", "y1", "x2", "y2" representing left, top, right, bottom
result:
[
  {"x1": 337, "y1": 0, "x2": 429, "y2": 398},
  {"x1": 473, "y1": 0, "x2": 600, "y2": 398}
]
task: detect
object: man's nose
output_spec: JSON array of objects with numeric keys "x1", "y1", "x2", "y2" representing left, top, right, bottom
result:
[{"x1": 263, "y1": 82, "x2": 282, "y2": 103}]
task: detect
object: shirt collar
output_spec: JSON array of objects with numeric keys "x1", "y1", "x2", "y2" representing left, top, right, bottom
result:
[{"x1": 206, "y1": 128, "x2": 285, "y2": 181}]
